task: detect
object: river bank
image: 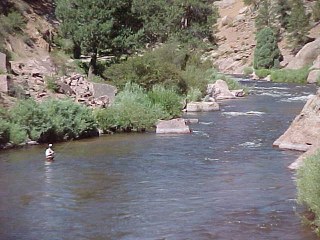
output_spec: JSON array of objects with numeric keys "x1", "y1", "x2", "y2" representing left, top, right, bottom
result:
[{"x1": 1, "y1": 80, "x2": 318, "y2": 239}]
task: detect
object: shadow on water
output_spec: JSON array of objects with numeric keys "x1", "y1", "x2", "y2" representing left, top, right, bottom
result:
[{"x1": 0, "y1": 81, "x2": 318, "y2": 240}]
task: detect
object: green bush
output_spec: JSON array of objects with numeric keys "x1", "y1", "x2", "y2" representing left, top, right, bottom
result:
[
  {"x1": 255, "y1": 69, "x2": 271, "y2": 78},
  {"x1": 40, "y1": 99, "x2": 97, "y2": 141},
  {"x1": 9, "y1": 99, "x2": 50, "y2": 141},
  {"x1": 182, "y1": 65, "x2": 211, "y2": 94},
  {"x1": 104, "y1": 46, "x2": 187, "y2": 93},
  {"x1": 95, "y1": 83, "x2": 168, "y2": 132},
  {"x1": 297, "y1": 150, "x2": 320, "y2": 235},
  {"x1": 45, "y1": 76, "x2": 59, "y2": 92},
  {"x1": 187, "y1": 87, "x2": 203, "y2": 102},
  {"x1": 148, "y1": 85, "x2": 183, "y2": 118},
  {"x1": 270, "y1": 67, "x2": 309, "y2": 83},
  {"x1": 0, "y1": 119, "x2": 10, "y2": 145},
  {"x1": 0, "y1": 11, "x2": 25, "y2": 34},
  {"x1": 9, "y1": 99, "x2": 97, "y2": 142},
  {"x1": 9, "y1": 123, "x2": 28, "y2": 145},
  {"x1": 243, "y1": 66, "x2": 254, "y2": 76}
]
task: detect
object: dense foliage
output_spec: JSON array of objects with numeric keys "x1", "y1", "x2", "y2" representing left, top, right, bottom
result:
[
  {"x1": 104, "y1": 43, "x2": 212, "y2": 94},
  {"x1": 55, "y1": 0, "x2": 143, "y2": 76},
  {"x1": 55, "y1": 0, "x2": 219, "y2": 75},
  {"x1": 132, "y1": 0, "x2": 218, "y2": 44},
  {"x1": 0, "y1": 99, "x2": 98, "y2": 146},
  {"x1": 270, "y1": 67, "x2": 309, "y2": 83},
  {"x1": 287, "y1": 0, "x2": 311, "y2": 53},
  {"x1": 297, "y1": 150, "x2": 320, "y2": 236},
  {"x1": 254, "y1": 27, "x2": 282, "y2": 69},
  {"x1": 255, "y1": 0, "x2": 275, "y2": 31},
  {"x1": 94, "y1": 83, "x2": 173, "y2": 132}
]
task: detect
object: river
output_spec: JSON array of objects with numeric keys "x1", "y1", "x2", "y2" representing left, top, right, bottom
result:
[{"x1": 0, "y1": 80, "x2": 318, "y2": 240}]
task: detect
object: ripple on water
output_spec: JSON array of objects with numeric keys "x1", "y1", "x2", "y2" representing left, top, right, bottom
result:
[{"x1": 222, "y1": 111, "x2": 265, "y2": 117}]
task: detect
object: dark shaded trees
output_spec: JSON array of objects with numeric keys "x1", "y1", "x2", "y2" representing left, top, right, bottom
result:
[
  {"x1": 132, "y1": 0, "x2": 218, "y2": 44},
  {"x1": 55, "y1": 0, "x2": 142, "y2": 77},
  {"x1": 287, "y1": 0, "x2": 311, "y2": 54}
]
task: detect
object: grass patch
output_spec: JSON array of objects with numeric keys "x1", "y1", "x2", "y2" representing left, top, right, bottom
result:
[
  {"x1": 255, "y1": 69, "x2": 271, "y2": 79},
  {"x1": 270, "y1": 67, "x2": 309, "y2": 83},
  {"x1": 297, "y1": 150, "x2": 320, "y2": 236}
]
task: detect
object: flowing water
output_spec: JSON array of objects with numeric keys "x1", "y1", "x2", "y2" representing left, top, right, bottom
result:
[{"x1": 0, "y1": 81, "x2": 319, "y2": 240}]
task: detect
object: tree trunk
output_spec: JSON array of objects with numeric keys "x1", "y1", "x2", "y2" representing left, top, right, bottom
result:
[
  {"x1": 73, "y1": 43, "x2": 81, "y2": 59},
  {"x1": 88, "y1": 48, "x2": 97, "y2": 80}
]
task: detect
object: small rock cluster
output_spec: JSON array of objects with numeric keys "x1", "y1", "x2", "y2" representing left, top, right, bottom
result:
[
  {"x1": 57, "y1": 74, "x2": 116, "y2": 108},
  {"x1": 0, "y1": 53, "x2": 117, "y2": 108}
]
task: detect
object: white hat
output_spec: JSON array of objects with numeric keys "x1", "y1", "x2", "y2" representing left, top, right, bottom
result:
[{"x1": 49, "y1": 144, "x2": 53, "y2": 147}]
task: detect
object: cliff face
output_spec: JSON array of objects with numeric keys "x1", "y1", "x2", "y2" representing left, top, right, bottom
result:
[{"x1": 211, "y1": 0, "x2": 320, "y2": 74}]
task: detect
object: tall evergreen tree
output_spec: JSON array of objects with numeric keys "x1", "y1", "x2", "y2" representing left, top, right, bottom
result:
[
  {"x1": 276, "y1": 0, "x2": 290, "y2": 29},
  {"x1": 254, "y1": 27, "x2": 282, "y2": 69},
  {"x1": 131, "y1": 0, "x2": 218, "y2": 44},
  {"x1": 287, "y1": 0, "x2": 311, "y2": 53},
  {"x1": 255, "y1": 0, "x2": 273, "y2": 31}
]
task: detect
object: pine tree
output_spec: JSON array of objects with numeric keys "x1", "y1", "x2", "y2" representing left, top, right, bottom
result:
[
  {"x1": 131, "y1": 0, "x2": 218, "y2": 44},
  {"x1": 275, "y1": 0, "x2": 291, "y2": 29},
  {"x1": 255, "y1": 0, "x2": 279, "y2": 33},
  {"x1": 55, "y1": 0, "x2": 142, "y2": 77},
  {"x1": 287, "y1": 0, "x2": 311, "y2": 53},
  {"x1": 254, "y1": 27, "x2": 282, "y2": 69}
]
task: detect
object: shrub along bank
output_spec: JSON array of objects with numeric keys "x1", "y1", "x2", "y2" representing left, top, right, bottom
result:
[
  {"x1": 0, "y1": 43, "x2": 247, "y2": 148},
  {"x1": 254, "y1": 67, "x2": 310, "y2": 84},
  {"x1": 0, "y1": 99, "x2": 98, "y2": 146},
  {"x1": 297, "y1": 150, "x2": 320, "y2": 236}
]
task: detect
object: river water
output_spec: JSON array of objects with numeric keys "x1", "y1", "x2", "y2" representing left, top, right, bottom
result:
[{"x1": 0, "y1": 81, "x2": 318, "y2": 240}]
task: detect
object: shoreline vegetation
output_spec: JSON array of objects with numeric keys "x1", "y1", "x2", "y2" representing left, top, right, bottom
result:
[
  {"x1": 0, "y1": 44, "x2": 248, "y2": 150},
  {"x1": 297, "y1": 150, "x2": 320, "y2": 236}
]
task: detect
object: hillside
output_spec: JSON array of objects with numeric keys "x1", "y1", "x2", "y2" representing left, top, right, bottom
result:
[{"x1": 212, "y1": 0, "x2": 320, "y2": 73}]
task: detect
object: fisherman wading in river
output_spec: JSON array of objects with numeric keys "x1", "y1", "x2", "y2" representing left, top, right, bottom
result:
[{"x1": 45, "y1": 144, "x2": 55, "y2": 161}]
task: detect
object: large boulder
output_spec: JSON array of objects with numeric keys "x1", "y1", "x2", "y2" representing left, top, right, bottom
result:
[
  {"x1": 273, "y1": 88, "x2": 320, "y2": 153},
  {"x1": 208, "y1": 80, "x2": 236, "y2": 100},
  {"x1": 91, "y1": 82, "x2": 117, "y2": 104},
  {"x1": 286, "y1": 38, "x2": 320, "y2": 69},
  {"x1": 289, "y1": 144, "x2": 320, "y2": 170},
  {"x1": 307, "y1": 70, "x2": 320, "y2": 84},
  {"x1": 186, "y1": 101, "x2": 219, "y2": 112},
  {"x1": 156, "y1": 118, "x2": 191, "y2": 134},
  {"x1": 0, "y1": 52, "x2": 7, "y2": 73},
  {"x1": 221, "y1": 16, "x2": 233, "y2": 27},
  {"x1": 0, "y1": 75, "x2": 9, "y2": 93}
]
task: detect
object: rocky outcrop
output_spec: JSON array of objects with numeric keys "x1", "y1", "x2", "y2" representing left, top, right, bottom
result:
[
  {"x1": 0, "y1": 75, "x2": 9, "y2": 93},
  {"x1": 207, "y1": 80, "x2": 244, "y2": 100},
  {"x1": 156, "y1": 118, "x2": 191, "y2": 134},
  {"x1": 289, "y1": 144, "x2": 320, "y2": 170},
  {"x1": 286, "y1": 38, "x2": 320, "y2": 69},
  {"x1": 273, "y1": 88, "x2": 320, "y2": 168},
  {"x1": 58, "y1": 74, "x2": 117, "y2": 108},
  {"x1": 186, "y1": 101, "x2": 219, "y2": 112},
  {"x1": 0, "y1": 52, "x2": 7, "y2": 73},
  {"x1": 307, "y1": 70, "x2": 320, "y2": 84}
]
